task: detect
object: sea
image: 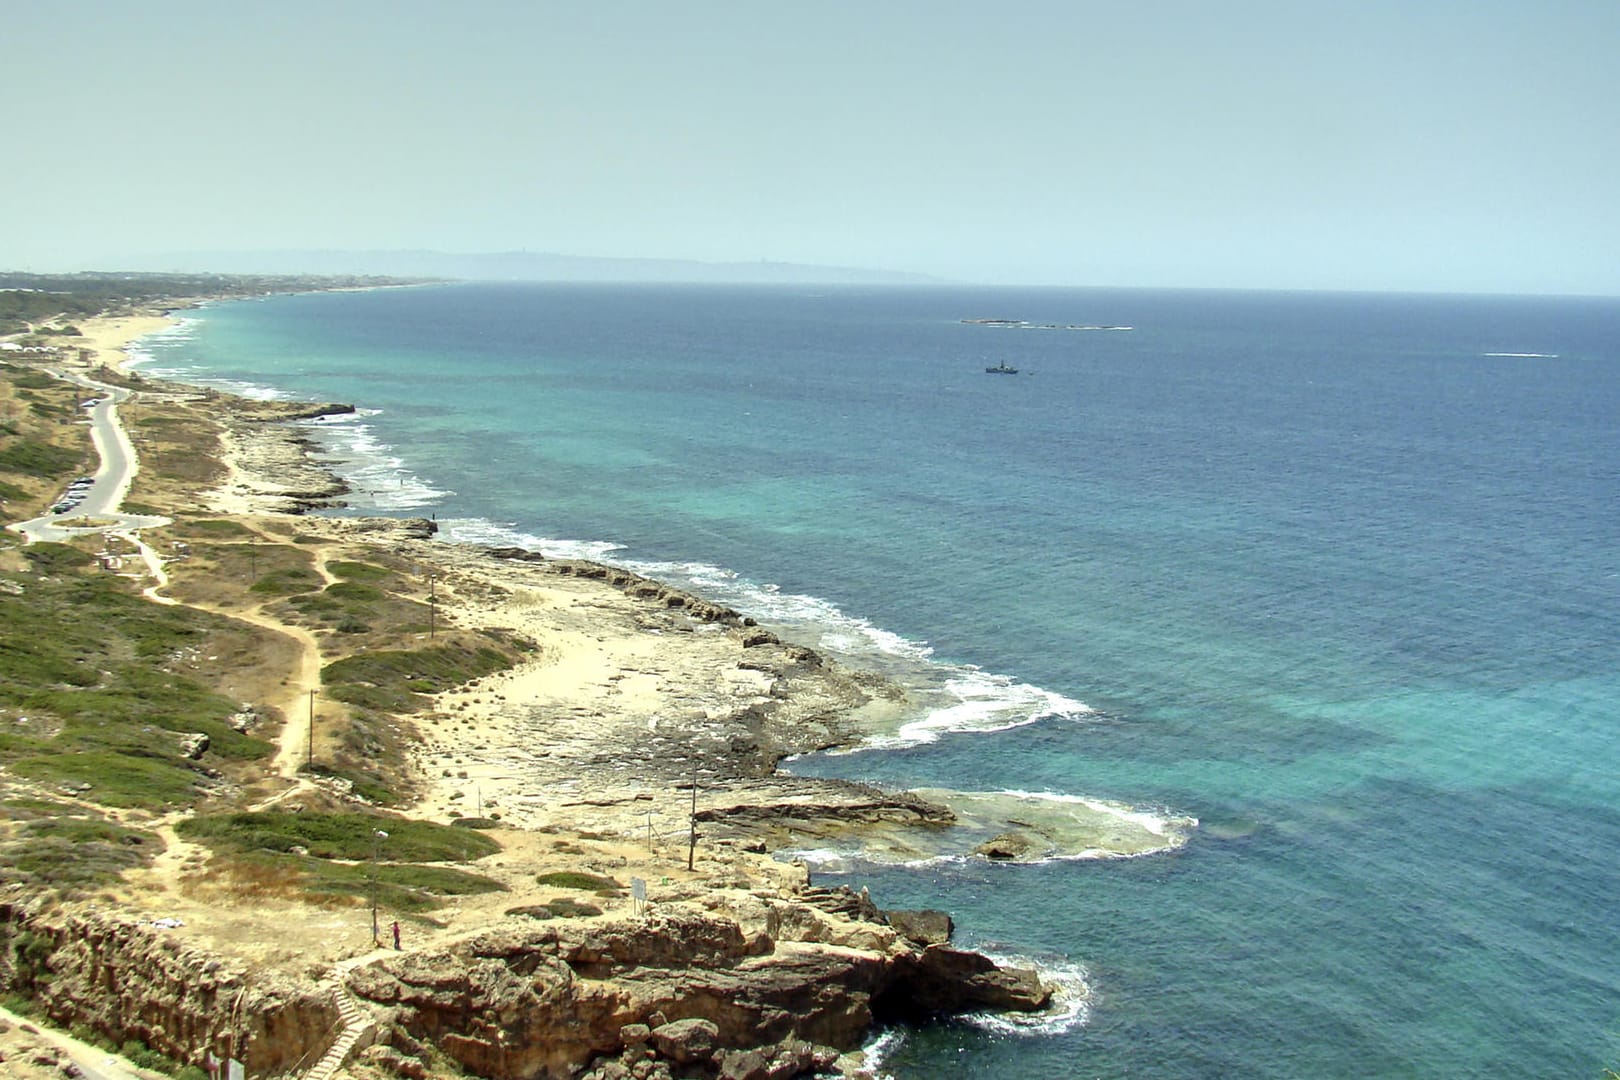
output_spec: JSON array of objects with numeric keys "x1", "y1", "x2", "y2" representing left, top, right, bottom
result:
[{"x1": 130, "y1": 283, "x2": 1620, "y2": 1078}]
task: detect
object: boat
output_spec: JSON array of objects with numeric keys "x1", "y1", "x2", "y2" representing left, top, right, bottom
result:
[{"x1": 984, "y1": 361, "x2": 1019, "y2": 374}]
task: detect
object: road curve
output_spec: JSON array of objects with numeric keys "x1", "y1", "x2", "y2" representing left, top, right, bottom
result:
[{"x1": 6, "y1": 371, "x2": 171, "y2": 544}]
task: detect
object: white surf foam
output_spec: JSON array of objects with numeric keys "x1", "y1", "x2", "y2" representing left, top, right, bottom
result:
[
  {"x1": 430, "y1": 520, "x2": 1096, "y2": 750},
  {"x1": 627, "y1": 560, "x2": 938, "y2": 664},
  {"x1": 438, "y1": 518, "x2": 628, "y2": 562},
  {"x1": 994, "y1": 788, "x2": 1199, "y2": 839},
  {"x1": 856, "y1": 1026, "x2": 905, "y2": 1079},
  {"x1": 299, "y1": 412, "x2": 453, "y2": 511},
  {"x1": 961, "y1": 952, "x2": 1092, "y2": 1036},
  {"x1": 123, "y1": 317, "x2": 199, "y2": 369},
  {"x1": 884, "y1": 673, "x2": 1090, "y2": 747}
]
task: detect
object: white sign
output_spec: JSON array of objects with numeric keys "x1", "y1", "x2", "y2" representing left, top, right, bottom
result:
[{"x1": 227, "y1": 1058, "x2": 245, "y2": 1080}]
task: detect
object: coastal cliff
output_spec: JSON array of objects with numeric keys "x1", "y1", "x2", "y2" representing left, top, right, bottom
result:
[
  {"x1": 348, "y1": 888, "x2": 1048, "y2": 1080},
  {"x1": 0, "y1": 299, "x2": 1071, "y2": 1080},
  {"x1": 1, "y1": 875, "x2": 1050, "y2": 1080}
]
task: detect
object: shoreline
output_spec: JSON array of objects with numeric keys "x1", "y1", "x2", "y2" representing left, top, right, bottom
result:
[
  {"x1": 0, "y1": 293, "x2": 1174, "y2": 1079},
  {"x1": 109, "y1": 300, "x2": 1191, "y2": 865}
]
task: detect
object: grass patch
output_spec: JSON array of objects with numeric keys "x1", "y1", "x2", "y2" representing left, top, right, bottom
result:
[
  {"x1": 0, "y1": 815, "x2": 163, "y2": 889},
  {"x1": 22, "y1": 541, "x2": 94, "y2": 573},
  {"x1": 10, "y1": 751, "x2": 209, "y2": 808},
  {"x1": 322, "y1": 641, "x2": 515, "y2": 713},
  {"x1": 324, "y1": 581, "x2": 383, "y2": 602},
  {"x1": 536, "y1": 870, "x2": 624, "y2": 892},
  {"x1": 207, "y1": 852, "x2": 495, "y2": 913},
  {"x1": 176, "y1": 810, "x2": 501, "y2": 862},
  {"x1": 0, "y1": 439, "x2": 82, "y2": 479},
  {"x1": 0, "y1": 565, "x2": 277, "y2": 811},
  {"x1": 451, "y1": 817, "x2": 500, "y2": 830},
  {"x1": 545, "y1": 897, "x2": 603, "y2": 918},
  {"x1": 329, "y1": 560, "x2": 393, "y2": 583},
  {"x1": 175, "y1": 518, "x2": 253, "y2": 537},
  {"x1": 249, "y1": 567, "x2": 322, "y2": 595},
  {"x1": 303, "y1": 762, "x2": 403, "y2": 806}
]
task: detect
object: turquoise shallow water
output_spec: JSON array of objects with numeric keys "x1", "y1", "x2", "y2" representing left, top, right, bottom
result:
[{"x1": 136, "y1": 284, "x2": 1620, "y2": 1077}]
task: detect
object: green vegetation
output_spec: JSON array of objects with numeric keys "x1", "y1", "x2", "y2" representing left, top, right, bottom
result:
[
  {"x1": 451, "y1": 816, "x2": 500, "y2": 829},
  {"x1": 0, "y1": 564, "x2": 276, "y2": 810},
  {"x1": 505, "y1": 898, "x2": 604, "y2": 920},
  {"x1": 196, "y1": 854, "x2": 502, "y2": 913},
  {"x1": 329, "y1": 560, "x2": 394, "y2": 582},
  {"x1": 545, "y1": 897, "x2": 604, "y2": 918},
  {"x1": 0, "y1": 438, "x2": 83, "y2": 479},
  {"x1": 295, "y1": 856, "x2": 506, "y2": 911},
  {"x1": 536, "y1": 870, "x2": 624, "y2": 894},
  {"x1": 0, "y1": 803, "x2": 163, "y2": 890},
  {"x1": 325, "y1": 580, "x2": 384, "y2": 602},
  {"x1": 323, "y1": 642, "x2": 515, "y2": 713},
  {"x1": 7, "y1": 930, "x2": 54, "y2": 994},
  {"x1": 176, "y1": 810, "x2": 501, "y2": 862},
  {"x1": 120, "y1": 1040, "x2": 180, "y2": 1073},
  {"x1": 22, "y1": 541, "x2": 94, "y2": 573},
  {"x1": 303, "y1": 762, "x2": 403, "y2": 806},
  {"x1": 176, "y1": 810, "x2": 506, "y2": 912},
  {"x1": 249, "y1": 567, "x2": 323, "y2": 595},
  {"x1": 173, "y1": 517, "x2": 253, "y2": 537}
]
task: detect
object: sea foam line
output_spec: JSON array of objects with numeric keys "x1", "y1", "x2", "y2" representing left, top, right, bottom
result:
[
  {"x1": 123, "y1": 324, "x2": 1093, "y2": 752},
  {"x1": 961, "y1": 952, "x2": 1092, "y2": 1036},
  {"x1": 441, "y1": 519, "x2": 1092, "y2": 750},
  {"x1": 298, "y1": 412, "x2": 453, "y2": 511}
]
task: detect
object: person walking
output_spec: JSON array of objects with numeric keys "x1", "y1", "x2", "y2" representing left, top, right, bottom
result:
[{"x1": 391, "y1": 920, "x2": 401, "y2": 950}]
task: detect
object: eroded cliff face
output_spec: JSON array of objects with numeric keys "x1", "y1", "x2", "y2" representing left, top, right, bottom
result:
[
  {"x1": 0, "y1": 900, "x2": 338, "y2": 1077},
  {"x1": 2, "y1": 878, "x2": 1051, "y2": 1080},
  {"x1": 347, "y1": 889, "x2": 1050, "y2": 1080}
]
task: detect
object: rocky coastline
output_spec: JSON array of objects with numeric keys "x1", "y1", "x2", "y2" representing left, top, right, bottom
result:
[{"x1": 0, "y1": 309, "x2": 1080, "y2": 1080}]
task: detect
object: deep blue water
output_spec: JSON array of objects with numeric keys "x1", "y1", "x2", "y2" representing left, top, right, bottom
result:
[{"x1": 135, "y1": 283, "x2": 1620, "y2": 1078}]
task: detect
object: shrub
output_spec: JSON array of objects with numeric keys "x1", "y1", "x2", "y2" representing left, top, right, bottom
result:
[
  {"x1": 536, "y1": 870, "x2": 623, "y2": 893},
  {"x1": 177, "y1": 811, "x2": 501, "y2": 862}
]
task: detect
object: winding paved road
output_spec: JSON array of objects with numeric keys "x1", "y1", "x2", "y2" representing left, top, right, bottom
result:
[{"x1": 6, "y1": 371, "x2": 171, "y2": 544}]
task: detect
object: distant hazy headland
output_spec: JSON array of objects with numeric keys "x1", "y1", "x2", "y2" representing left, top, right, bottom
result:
[{"x1": 119, "y1": 249, "x2": 944, "y2": 285}]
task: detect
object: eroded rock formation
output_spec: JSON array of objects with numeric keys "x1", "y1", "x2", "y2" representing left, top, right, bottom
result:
[{"x1": 348, "y1": 891, "x2": 1050, "y2": 1080}]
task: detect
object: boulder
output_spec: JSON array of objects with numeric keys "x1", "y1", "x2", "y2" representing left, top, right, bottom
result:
[
  {"x1": 886, "y1": 946, "x2": 1052, "y2": 1017},
  {"x1": 885, "y1": 909, "x2": 954, "y2": 946},
  {"x1": 973, "y1": 831, "x2": 1038, "y2": 860},
  {"x1": 649, "y1": 1017, "x2": 719, "y2": 1064}
]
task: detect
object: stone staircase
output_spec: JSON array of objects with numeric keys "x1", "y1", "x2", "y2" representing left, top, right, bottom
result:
[{"x1": 302, "y1": 970, "x2": 375, "y2": 1080}]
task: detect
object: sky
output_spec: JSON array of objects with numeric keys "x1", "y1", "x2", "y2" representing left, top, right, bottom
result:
[{"x1": 4, "y1": 1, "x2": 1619, "y2": 295}]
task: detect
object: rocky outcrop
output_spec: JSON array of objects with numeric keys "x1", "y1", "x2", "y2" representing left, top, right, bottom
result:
[
  {"x1": 347, "y1": 897, "x2": 1051, "y2": 1080},
  {"x1": 974, "y1": 831, "x2": 1040, "y2": 860},
  {"x1": 487, "y1": 551, "x2": 766, "y2": 632},
  {"x1": 0, "y1": 902, "x2": 338, "y2": 1077}
]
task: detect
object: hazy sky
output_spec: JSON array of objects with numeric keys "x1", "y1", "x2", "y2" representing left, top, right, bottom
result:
[{"x1": 6, "y1": 1, "x2": 1618, "y2": 294}]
